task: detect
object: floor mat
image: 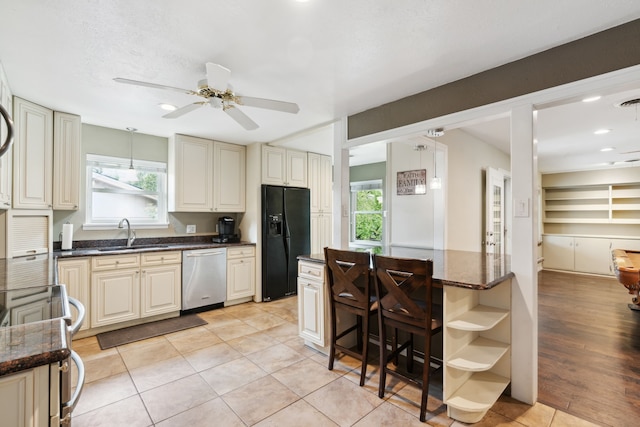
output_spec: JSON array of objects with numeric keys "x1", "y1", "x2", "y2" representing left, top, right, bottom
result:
[{"x1": 96, "y1": 314, "x2": 207, "y2": 349}]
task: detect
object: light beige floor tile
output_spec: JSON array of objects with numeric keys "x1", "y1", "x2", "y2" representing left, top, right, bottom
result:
[
  {"x1": 200, "y1": 313, "x2": 244, "y2": 328},
  {"x1": 305, "y1": 377, "x2": 384, "y2": 426},
  {"x1": 118, "y1": 338, "x2": 180, "y2": 370},
  {"x1": 116, "y1": 335, "x2": 167, "y2": 352},
  {"x1": 282, "y1": 335, "x2": 326, "y2": 358},
  {"x1": 73, "y1": 395, "x2": 152, "y2": 427},
  {"x1": 271, "y1": 358, "x2": 340, "y2": 397},
  {"x1": 451, "y1": 410, "x2": 527, "y2": 426},
  {"x1": 74, "y1": 372, "x2": 139, "y2": 416},
  {"x1": 79, "y1": 352, "x2": 127, "y2": 384},
  {"x1": 262, "y1": 321, "x2": 301, "y2": 342},
  {"x1": 246, "y1": 342, "x2": 306, "y2": 373},
  {"x1": 165, "y1": 326, "x2": 222, "y2": 354},
  {"x1": 209, "y1": 322, "x2": 260, "y2": 341},
  {"x1": 343, "y1": 361, "x2": 406, "y2": 397},
  {"x1": 222, "y1": 303, "x2": 267, "y2": 319},
  {"x1": 129, "y1": 355, "x2": 196, "y2": 392},
  {"x1": 73, "y1": 336, "x2": 119, "y2": 361},
  {"x1": 226, "y1": 330, "x2": 280, "y2": 355},
  {"x1": 353, "y1": 400, "x2": 427, "y2": 426},
  {"x1": 385, "y1": 382, "x2": 448, "y2": 425},
  {"x1": 155, "y1": 397, "x2": 244, "y2": 427},
  {"x1": 200, "y1": 357, "x2": 268, "y2": 395},
  {"x1": 183, "y1": 342, "x2": 243, "y2": 372},
  {"x1": 550, "y1": 410, "x2": 602, "y2": 427},
  {"x1": 490, "y1": 396, "x2": 555, "y2": 427},
  {"x1": 309, "y1": 351, "x2": 360, "y2": 376},
  {"x1": 243, "y1": 313, "x2": 288, "y2": 330},
  {"x1": 254, "y1": 399, "x2": 338, "y2": 427},
  {"x1": 140, "y1": 374, "x2": 217, "y2": 423},
  {"x1": 222, "y1": 375, "x2": 300, "y2": 425}
]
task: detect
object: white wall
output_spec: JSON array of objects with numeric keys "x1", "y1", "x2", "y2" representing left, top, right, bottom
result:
[{"x1": 443, "y1": 129, "x2": 510, "y2": 252}]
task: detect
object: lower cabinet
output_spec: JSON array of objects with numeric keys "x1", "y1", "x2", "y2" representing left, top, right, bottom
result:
[
  {"x1": 0, "y1": 363, "x2": 58, "y2": 427},
  {"x1": 91, "y1": 267, "x2": 140, "y2": 327},
  {"x1": 140, "y1": 252, "x2": 182, "y2": 317},
  {"x1": 297, "y1": 260, "x2": 326, "y2": 346},
  {"x1": 542, "y1": 235, "x2": 640, "y2": 275},
  {"x1": 57, "y1": 258, "x2": 91, "y2": 331},
  {"x1": 226, "y1": 246, "x2": 256, "y2": 302}
]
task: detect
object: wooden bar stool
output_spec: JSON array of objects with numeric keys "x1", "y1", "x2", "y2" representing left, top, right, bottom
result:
[
  {"x1": 324, "y1": 247, "x2": 377, "y2": 386},
  {"x1": 372, "y1": 254, "x2": 442, "y2": 422}
]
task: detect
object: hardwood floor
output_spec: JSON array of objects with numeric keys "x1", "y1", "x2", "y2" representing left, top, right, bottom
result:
[{"x1": 538, "y1": 270, "x2": 640, "y2": 427}]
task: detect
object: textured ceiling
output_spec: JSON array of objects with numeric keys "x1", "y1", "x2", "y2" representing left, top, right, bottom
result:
[{"x1": 1, "y1": 1, "x2": 640, "y2": 172}]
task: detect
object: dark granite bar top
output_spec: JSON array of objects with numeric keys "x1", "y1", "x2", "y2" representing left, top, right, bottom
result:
[
  {"x1": 0, "y1": 318, "x2": 71, "y2": 375},
  {"x1": 298, "y1": 248, "x2": 513, "y2": 290}
]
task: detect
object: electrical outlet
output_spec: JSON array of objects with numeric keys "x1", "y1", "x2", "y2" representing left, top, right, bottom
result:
[{"x1": 186, "y1": 224, "x2": 196, "y2": 234}]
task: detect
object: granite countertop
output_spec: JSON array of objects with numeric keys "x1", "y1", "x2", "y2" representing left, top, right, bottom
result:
[
  {"x1": 299, "y1": 248, "x2": 513, "y2": 290},
  {"x1": 0, "y1": 318, "x2": 71, "y2": 375},
  {"x1": 0, "y1": 235, "x2": 256, "y2": 376}
]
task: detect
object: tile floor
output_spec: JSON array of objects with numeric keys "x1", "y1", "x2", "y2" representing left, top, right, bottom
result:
[{"x1": 72, "y1": 297, "x2": 601, "y2": 427}]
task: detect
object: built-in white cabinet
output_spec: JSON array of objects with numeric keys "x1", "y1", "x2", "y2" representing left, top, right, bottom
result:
[
  {"x1": 169, "y1": 135, "x2": 246, "y2": 213},
  {"x1": 12, "y1": 97, "x2": 53, "y2": 209},
  {"x1": 262, "y1": 145, "x2": 307, "y2": 187},
  {"x1": 90, "y1": 251, "x2": 182, "y2": 328},
  {"x1": 213, "y1": 141, "x2": 245, "y2": 212},
  {"x1": 308, "y1": 153, "x2": 332, "y2": 253},
  {"x1": 0, "y1": 65, "x2": 12, "y2": 209},
  {"x1": 0, "y1": 364, "x2": 56, "y2": 427},
  {"x1": 57, "y1": 257, "x2": 91, "y2": 331},
  {"x1": 53, "y1": 111, "x2": 81, "y2": 210},
  {"x1": 168, "y1": 134, "x2": 214, "y2": 212},
  {"x1": 297, "y1": 259, "x2": 326, "y2": 346},
  {"x1": 140, "y1": 251, "x2": 182, "y2": 317},
  {"x1": 444, "y1": 280, "x2": 511, "y2": 423},
  {"x1": 226, "y1": 245, "x2": 255, "y2": 302}
]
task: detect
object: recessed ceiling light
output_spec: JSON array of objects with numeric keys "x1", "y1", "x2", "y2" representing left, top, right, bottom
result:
[
  {"x1": 582, "y1": 96, "x2": 601, "y2": 103},
  {"x1": 600, "y1": 147, "x2": 615, "y2": 152},
  {"x1": 158, "y1": 103, "x2": 177, "y2": 111},
  {"x1": 594, "y1": 129, "x2": 611, "y2": 135}
]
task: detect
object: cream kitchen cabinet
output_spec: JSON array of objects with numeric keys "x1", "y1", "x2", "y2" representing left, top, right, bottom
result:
[
  {"x1": 308, "y1": 153, "x2": 332, "y2": 253},
  {"x1": 140, "y1": 251, "x2": 182, "y2": 317},
  {"x1": 262, "y1": 145, "x2": 307, "y2": 187},
  {"x1": 90, "y1": 251, "x2": 182, "y2": 328},
  {"x1": 297, "y1": 259, "x2": 326, "y2": 347},
  {"x1": 310, "y1": 212, "x2": 332, "y2": 255},
  {"x1": 169, "y1": 134, "x2": 214, "y2": 212},
  {"x1": 213, "y1": 141, "x2": 245, "y2": 212},
  {"x1": 0, "y1": 66, "x2": 12, "y2": 209},
  {"x1": 57, "y1": 258, "x2": 91, "y2": 331},
  {"x1": 53, "y1": 111, "x2": 81, "y2": 210},
  {"x1": 226, "y1": 245, "x2": 255, "y2": 302},
  {"x1": 12, "y1": 97, "x2": 53, "y2": 209},
  {"x1": 0, "y1": 364, "x2": 57, "y2": 427}
]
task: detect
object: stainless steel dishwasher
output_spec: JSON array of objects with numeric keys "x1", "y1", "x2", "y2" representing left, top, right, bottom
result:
[{"x1": 182, "y1": 247, "x2": 227, "y2": 312}]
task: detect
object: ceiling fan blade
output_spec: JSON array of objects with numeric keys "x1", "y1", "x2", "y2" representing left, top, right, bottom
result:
[
  {"x1": 224, "y1": 105, "x2": 259, "y2": 130},
  {"x1": 113, "y1": 78, "x2": 195, "y2": 95},
  {"x1": 162, "y1": 102, "x2": 206, "y2": 119},
  {"x1": 236, "y1": 96, "x2": 300, "y2": 114},
  {"x1": 206, "y1": 63, "x2": 231, "y2": 91}
]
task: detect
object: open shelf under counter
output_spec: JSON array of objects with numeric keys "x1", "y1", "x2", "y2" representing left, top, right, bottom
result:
[
  {"x1": 446, "y1": 336, "x2": 509, "y2": 371},
  {"x1": 447, "y1": 305, "x2": 509, "y2": 331},
  {"x1": 445, "y1": 371, "x2": 511, "y2": 423}
]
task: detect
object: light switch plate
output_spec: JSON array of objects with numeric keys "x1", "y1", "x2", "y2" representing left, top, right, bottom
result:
[
  {"x1": 186, "y1": 224, "x2": 196, "y2": 234},
  {"x1": 514, "y1": 198, "x2": 530, "y2": 217}
]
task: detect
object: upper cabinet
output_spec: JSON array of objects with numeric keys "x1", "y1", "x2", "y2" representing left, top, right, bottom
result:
[
  {"x1": 213, "y1": 141, "x2": 245, "y2": 212},
  {"x1": 12, "y1": 97, "x2": 53, "y2": 209},
  {"x1": 308, "y1": 153, "x2": 332, "y2": 213},
  {"x1": 53, "y1": 112, "x2": 81, "y2": 210},
  {"x1": 0, "y1": 67, "x2": 12, "y2": 209},
  {"x1": 169, "y1": 134, "x2": 246, "y2": 213},
  {"x1": 262, "y1": 145, "x2": 307, "y2": 187}
]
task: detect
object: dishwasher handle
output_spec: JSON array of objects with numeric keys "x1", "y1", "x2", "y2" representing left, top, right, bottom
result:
[{"x1": 185, "y1": 250, "x2": 225, "y2": 257}]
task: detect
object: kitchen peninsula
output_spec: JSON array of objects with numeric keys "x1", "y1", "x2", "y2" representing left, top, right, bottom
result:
[{"x1": 297, "y1": 248, "x2": 513, "y2": 423}]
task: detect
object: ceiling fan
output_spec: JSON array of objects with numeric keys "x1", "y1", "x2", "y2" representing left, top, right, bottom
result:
[{"x1": 114, "y1": 63, "x2": 299, "y2": 130}]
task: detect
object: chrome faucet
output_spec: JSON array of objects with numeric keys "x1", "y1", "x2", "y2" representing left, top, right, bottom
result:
[{"x1": 118, "y1": 218, "x2": 136, "y2": 247}]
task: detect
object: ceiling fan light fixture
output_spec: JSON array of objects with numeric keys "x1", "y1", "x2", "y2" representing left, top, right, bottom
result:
[
  {"x1": 158, "y1": 103, "x2": 177, "y2": 111},
  {"x1": 600, "y1": 147, "x2": 615, "y2": 152},
  {"x1": 582, "y1": 96, "x2": 601, "y2": 103},
  {"x1": 594, "y1": 128, "x2": 611, "y2": 135}
]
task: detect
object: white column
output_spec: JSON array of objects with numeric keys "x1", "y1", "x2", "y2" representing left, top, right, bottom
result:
[
  {"x1": 510, "y1": 104, "x2": 538, "y2": 404},
  {"x1": 332, "y1": 118, "x2": 349, "y2": 248}
]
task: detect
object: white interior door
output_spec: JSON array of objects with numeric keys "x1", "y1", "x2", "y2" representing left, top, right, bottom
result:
[{"x1": 486, "y1": 167, "x2": 507, "y2": 255}]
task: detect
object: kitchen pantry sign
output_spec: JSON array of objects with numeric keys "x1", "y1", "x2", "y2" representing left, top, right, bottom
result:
[{"x1": 397, "y1": 169, "x2": 427, "y2": 195}]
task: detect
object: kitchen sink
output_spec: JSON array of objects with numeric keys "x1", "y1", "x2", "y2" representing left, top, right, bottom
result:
[{"x1": 98, "y1": 244, "x2": 169, "y2": 251}]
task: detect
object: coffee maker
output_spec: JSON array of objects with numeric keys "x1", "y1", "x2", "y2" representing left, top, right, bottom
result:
[{"x1": 212, "y1": 216, "x2": 240, "y2": 243}]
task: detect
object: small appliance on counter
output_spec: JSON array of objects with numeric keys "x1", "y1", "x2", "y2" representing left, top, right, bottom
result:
[{"x1": 212, "y1": 216, "x2": 240, "y2": 243}]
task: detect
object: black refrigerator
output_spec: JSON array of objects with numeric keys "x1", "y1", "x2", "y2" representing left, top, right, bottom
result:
[{"x1": 261, "y1": 185, "x2": 310, "y2": 301}]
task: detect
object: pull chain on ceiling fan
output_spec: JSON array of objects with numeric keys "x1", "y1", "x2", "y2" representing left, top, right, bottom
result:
[{"x1": 114, "y1": 63, "x2": 300, "y2": 131}]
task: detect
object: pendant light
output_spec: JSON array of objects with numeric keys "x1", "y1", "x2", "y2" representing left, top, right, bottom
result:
[
  {"x1": 414, "y1": 144, "x2": 427, "y2": 194},
  {"x1": 126, "y1": 127, "x2": 137, "y2": 170},
  {"x1": 427, "y1": 128, "x2": 443, "y2": 190}
]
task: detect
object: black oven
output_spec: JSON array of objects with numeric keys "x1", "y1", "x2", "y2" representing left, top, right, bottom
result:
[{"x1": 0, "y1": 284, "x2": 85, "y2": 425}]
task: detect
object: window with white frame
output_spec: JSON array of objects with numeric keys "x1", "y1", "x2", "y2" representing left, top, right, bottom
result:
[
  {"x1": 350, "y1": 179, "x2": 383, "y2": 253},
  {"x1": 85, "y1": 154, "x2": 168, "y2": 227}
]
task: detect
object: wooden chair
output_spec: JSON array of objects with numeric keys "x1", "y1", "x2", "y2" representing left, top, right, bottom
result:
[
  {"x1": 372, "y1": 254, "x2": 443, "y2": 422},
  {"x1": 324, "y1": 247, "x2": 376, "y2": 386}
]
